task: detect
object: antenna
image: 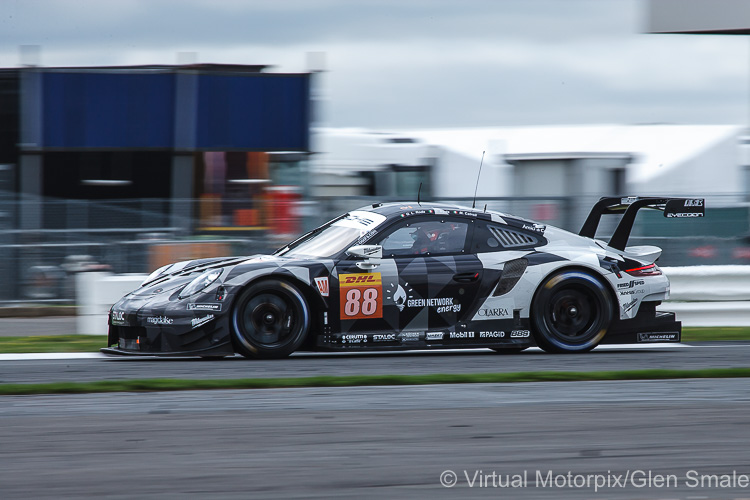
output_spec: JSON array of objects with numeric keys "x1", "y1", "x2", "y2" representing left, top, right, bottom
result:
[
  {"x1": 417, "y1": 182, "x2": 422, "y2": 206},
  {"x1": 472, "y1": 151, "x2": 485, "y2": 209}
]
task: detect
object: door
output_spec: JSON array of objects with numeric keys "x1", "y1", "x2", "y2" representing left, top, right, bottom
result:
[{"x1": 335, "y1": 215, "x2": 484, "y2": 339}]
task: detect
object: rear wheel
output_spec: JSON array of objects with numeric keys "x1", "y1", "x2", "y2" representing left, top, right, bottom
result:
[
  {"x1": 531, "y1": 270, "x2": 613, "y2": 353},
  {"x1": 232, "y1": 279, "x2": 310, "y2": 359}
]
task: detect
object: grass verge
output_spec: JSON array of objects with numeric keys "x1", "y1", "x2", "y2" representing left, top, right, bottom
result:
[
  {"x1": 3, "y1": 367, "x2": 750, "y2": 396},
  {"x1": 0, "y1": 335, "x2": 107, "y2": 353},
  {"x1": 681, "y1": 327, "x2": 750, "y2": 342}
]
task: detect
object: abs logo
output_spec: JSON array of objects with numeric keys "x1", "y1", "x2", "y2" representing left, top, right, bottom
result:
[{"x1": 684, "y1": 199, "x2": 703, "y2": 207}]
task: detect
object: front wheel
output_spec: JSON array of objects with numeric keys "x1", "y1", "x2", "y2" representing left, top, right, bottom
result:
[
  {"x1": 531, "y1": 270, "x2": 613, "y2": 353},
  {"x1": 231, "y1": 279, "x2": 310, "y2": 359}
]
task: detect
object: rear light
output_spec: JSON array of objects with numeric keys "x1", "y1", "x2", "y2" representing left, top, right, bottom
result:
[{"x1": 624, "y1": 263, "x2": 662, "y2": 277}]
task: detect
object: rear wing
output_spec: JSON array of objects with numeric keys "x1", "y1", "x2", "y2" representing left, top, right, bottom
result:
[{"x1": 579, "y1": 196, "x2": 705, "y2": 251}]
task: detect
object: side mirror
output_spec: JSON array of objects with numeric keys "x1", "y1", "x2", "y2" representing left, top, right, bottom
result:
[{"x1": 346, "y1": 245, "x2": 382, "y2": 270}]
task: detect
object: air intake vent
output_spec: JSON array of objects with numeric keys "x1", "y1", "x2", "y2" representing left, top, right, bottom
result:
[
  {"x1": 490, "y1": 227, "x2": 537, "y2": 248},
  {"x1": 493, "y1": 258, "x2": 528, "y2": 296}
]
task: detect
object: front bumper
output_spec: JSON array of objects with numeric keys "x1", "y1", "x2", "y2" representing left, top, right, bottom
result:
[{"x1": 102, "y1": 293, "x2": 236, "y2": 357}]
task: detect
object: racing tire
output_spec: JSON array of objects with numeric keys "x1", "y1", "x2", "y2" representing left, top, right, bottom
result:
[
  {"x1": 231, "y1": 279, "x2": 310, "y2": 359},
  {"x1": 491, "y1": 347, "x2": 528, "y2": 354},
  {"x1": 531, "y1": 270, "x2": 613, "y2": 354}
]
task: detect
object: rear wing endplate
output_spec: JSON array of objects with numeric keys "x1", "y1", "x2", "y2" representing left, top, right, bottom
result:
[{"x1": 579, "y1": 196, "x2": 705, "y2": 251}]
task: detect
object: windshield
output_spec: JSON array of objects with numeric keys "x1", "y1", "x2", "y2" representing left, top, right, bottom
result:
[{"x1": 276, "y1": 210, "x2": 387, "y2": 259}]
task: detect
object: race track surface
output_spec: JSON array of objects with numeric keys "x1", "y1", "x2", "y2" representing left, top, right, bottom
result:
[
  {"x1": 2, "y1": 379, "x2": 750, "y2": 499},
  {"x1": 0, "y1": 342, "x2": 748, "y2": 384}
]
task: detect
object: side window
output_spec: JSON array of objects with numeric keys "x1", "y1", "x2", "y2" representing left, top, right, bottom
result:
[
  {"x1": 379, "y1": 219, "x2": 469, "y2": 257},
  {"x1": 472, "y1": 222, "x2": 539, "y2": 252}
]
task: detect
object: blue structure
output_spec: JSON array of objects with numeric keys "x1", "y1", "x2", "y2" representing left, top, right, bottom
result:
[{"x1": 3, "y1": 64, "x2": 311, "y2": 231}]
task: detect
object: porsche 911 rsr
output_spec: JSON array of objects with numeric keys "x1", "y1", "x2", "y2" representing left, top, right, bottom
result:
[{"x1": 102, "y1": 196, "x2": 704, "y2": 358}]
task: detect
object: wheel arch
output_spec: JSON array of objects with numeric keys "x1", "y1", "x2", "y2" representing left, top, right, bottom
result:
[
  {"x1": 528, "y1": 263, "x2": 619, "y2": 346},
  {"x1": 531, "y1": 263, "x2": 618, "y2": 317},
  {"x1": 229, "y1": 270, "x2": 325, "y2": 351}
]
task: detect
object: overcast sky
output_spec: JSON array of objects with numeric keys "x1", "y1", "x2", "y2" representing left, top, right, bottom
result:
[{"x1": 2, "y1": 0, "x2": 748, "y2": 128}]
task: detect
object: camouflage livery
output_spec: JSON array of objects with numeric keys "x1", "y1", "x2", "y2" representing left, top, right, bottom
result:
[{"x1": 103, "y1": 198, "x2": 700, "y2": 358}]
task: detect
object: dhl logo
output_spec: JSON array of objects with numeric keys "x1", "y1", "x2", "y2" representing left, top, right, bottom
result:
[{"x1": 339, "y1": 273, "x2": 382, "y2": 287}]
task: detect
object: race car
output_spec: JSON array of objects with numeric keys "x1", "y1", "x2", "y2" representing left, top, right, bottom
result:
[{"x1": 102, "y1": 196, "x2": 704, "y2": 358}]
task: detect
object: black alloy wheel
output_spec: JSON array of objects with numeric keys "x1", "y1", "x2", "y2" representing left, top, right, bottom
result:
[
  {"x1": 232, "y1": 279, "x2": 310, "y2": 359},
  {"x1": 531, "y1": 270, "x2": 613, "y2": 353}
]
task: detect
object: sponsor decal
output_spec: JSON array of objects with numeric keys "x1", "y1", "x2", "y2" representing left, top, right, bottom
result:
[
  {"x1": 187, "y1": 303, "x2": 222, "y2": 312},
  {"x1": 621, "y1": 196, "x2": 638, "y2": 205},
  {"x1": 400, "y1": 331, "x2": 421, "y2": 342},
  {"x1": 436, "y1": 303, "x2": 462, "y2": 314},
  {"x1": 372, "y1": 333, "x2": 397, "y2": 342},
  {"x1": 355, "y1": 229, "x2": 378, "y2": 245},
  {"x1": 510, "y1": 330, "x2": 530, "y2": 338},
  {"x1": 361, "y1": 246, "x2": 380, "y2": 256},
  {"x1": 111, "y1": 310, "x2": 125, "y2": 324},
  {"x1": 314, "y1": 276, "x2": 330, "y2": 297},
  {"x1": 638, "y1": 332, "x2": 679, "y2": 342},
  {"x1": 340, "y1": 273, "x2": 382, "y2": 287},
  {"x1": 426, "y1": 332, "x2": 444, "y2": 341},
  {"x1": 191, "y1": 314, "x2": 214, "y2": 328},
  {"x1": 386, "y1": 282, "x2": 413, "y2": 312},
  {"x1": 147, "y1": 316, "x2": 173, "y2": 325},
  {"x1": 479, "y1": 331, "x2": 505, "y2": 338},
  {"x1": 522, "y1": 223, "x2": 546, "y2": 234},
  {"x1": 449, "y1": 331, "x2": 475, "y2": 339},
  {"x1": 333, "y1": 211, "x2": 387, "y2": 230},
  {"x1": 622, "y1": 299, "x2": 638, "y2": 314},
  {"x1": 407, "y1": 297, "x2": 455, "y2": 308},
  {"x1": 684, "y1": 199, "x2": 703, "y2": 207},
  {"x1": 339, "y1": 273, "x2": 383, "y2": 320},
  {"x1": 341, "y1": 334, "x2": 367, "y2": 344},
  {"x1": 619, "y1": 289, "x2": 645, "y2": 296},
  {"x1": 617, "y1": 279, "x2": 645, "y2": 289},
  {"x1": 477, "y1": 307, "x2": 511, "y2": 319},
  {"x1": 667, "y1": 212, "x2": 701, "y2": 218}
]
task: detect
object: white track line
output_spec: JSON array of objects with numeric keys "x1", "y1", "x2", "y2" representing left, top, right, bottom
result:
[{"x1": 0, "y1": 344, "x2": 695, "y2": 361}]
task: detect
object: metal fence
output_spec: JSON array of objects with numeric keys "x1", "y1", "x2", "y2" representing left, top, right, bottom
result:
[{"x1": 1, "y1": 195, "x2": 747, "y2": 304}]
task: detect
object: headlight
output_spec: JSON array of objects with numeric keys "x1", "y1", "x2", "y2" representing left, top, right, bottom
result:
[
  {"x1": 179, "y1": 269, "x2": 223, "y2": 298},
  {"x1": 141, "y1": 264, "x2": 173, "y2": 287}
]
